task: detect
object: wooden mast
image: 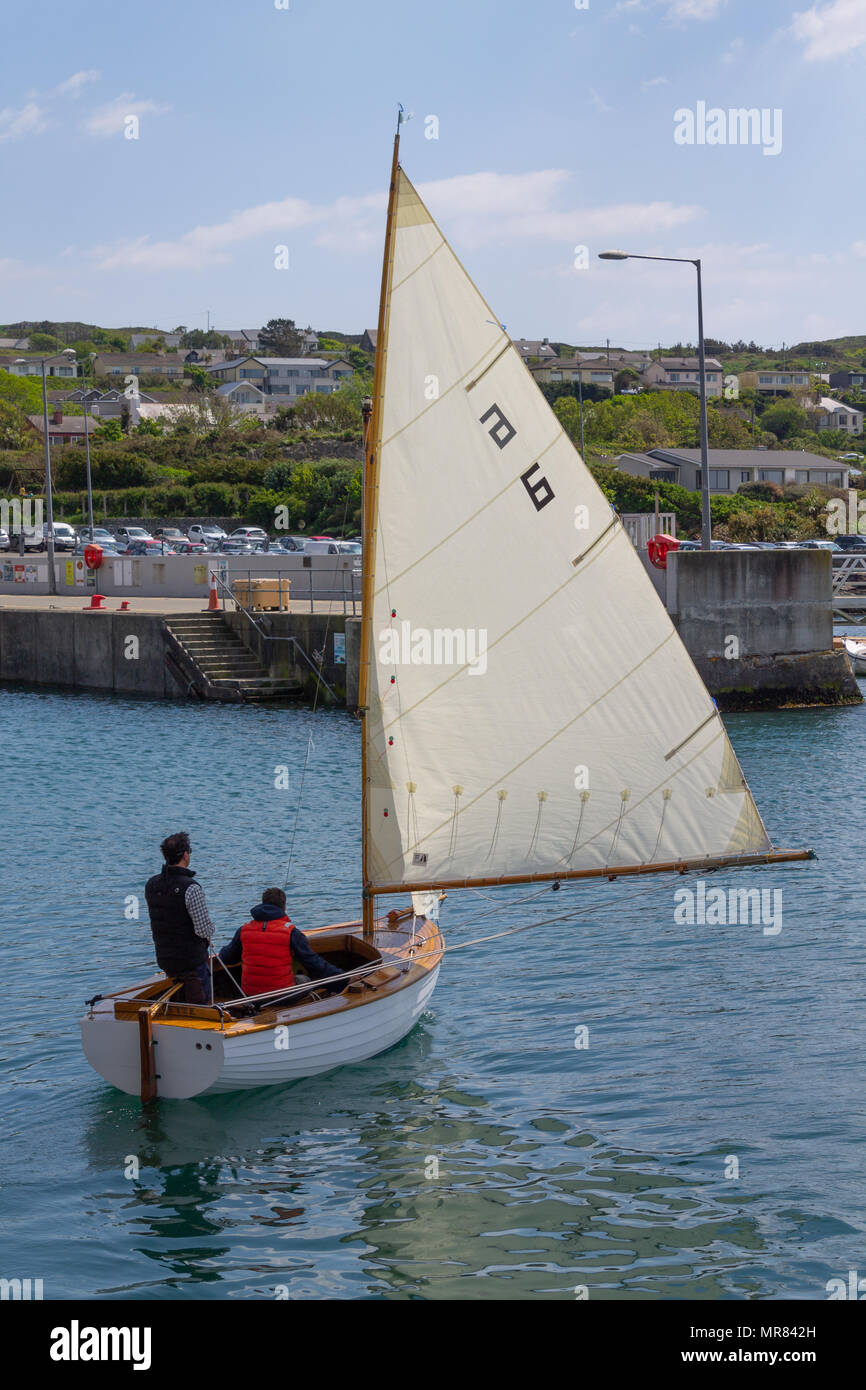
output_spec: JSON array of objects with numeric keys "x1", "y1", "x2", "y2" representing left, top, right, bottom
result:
[{"x1": 360, "y1": 115, "x2": 402, "y2": 940}]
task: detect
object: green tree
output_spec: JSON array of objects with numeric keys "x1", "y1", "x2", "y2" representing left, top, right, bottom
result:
[
  {"x1": 29, "y1": 331, "x2": 62, "y2": 352},
  {"x1": 760, "y1": 400, "x2": 808, "y2": 440},
  {"x1": 258, "y1": 318, "x2": 303, "y2": 357},
  {"x1": 185, "y1": 365, "x2": 210, "y2": 393},
  {"x1": 94, "y1": 418, "x2": 123, "y2": 442},
  {"x1": 0, "y1": 399, "x2": 30, "y2": 448}
]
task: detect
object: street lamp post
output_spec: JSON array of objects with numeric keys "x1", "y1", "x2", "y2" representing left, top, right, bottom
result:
[
  {"x1": 599, "y1": 250, "x2": 712, "y2": 551},
  {"x1": 17, "y1": 348, "x2": 77, "y2": 592}
]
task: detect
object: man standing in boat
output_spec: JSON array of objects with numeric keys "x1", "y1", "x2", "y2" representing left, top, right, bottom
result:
[
  {"x1": 145, "y1": 832, "x2": 215, "y2": 1004},
  {"x1": 220, "y1": 887, "x2": 344, "y2": 999}
]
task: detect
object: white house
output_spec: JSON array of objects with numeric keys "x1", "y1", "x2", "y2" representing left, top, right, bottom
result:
[
  {"x1": 805, "y1": 396, "x2": 863, "y2": 436},
  {"x1": 641, "y1": 356, "x2": 723, "y2": 398}
]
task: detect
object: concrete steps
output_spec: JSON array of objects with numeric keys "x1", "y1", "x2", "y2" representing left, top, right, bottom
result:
[{"x1": 164, "y1": 613, "x2": 302, "y2": 703}]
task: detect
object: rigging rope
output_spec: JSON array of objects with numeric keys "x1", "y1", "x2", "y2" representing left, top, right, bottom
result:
[{"x1": 283, "y1": 469, "x2": 357, "y2": 888}]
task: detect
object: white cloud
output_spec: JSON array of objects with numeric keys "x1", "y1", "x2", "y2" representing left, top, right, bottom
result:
[
  {"x1": 721, "y1": 36, "x2": 744, "y2": 62},
  {"x1": 84, "y1": 93, "x2": 171, "y2": 137},
  {"x1": 0, "y1": 101, "x2": 49, "y2": 143},
  {"x1": 588, "y1": 87, "x2": 614, "y2": 113},
  {"x1": 790, "y1": 0, "x2": 866, "y2": 60},
  {"x1": 92, "y1": 170, "x2": 703, "y2": 272},
  {"x1": 641, "y1": 75, "x2": 670, "y2": 89},
  {"x1": 665, "y1": 0, "x2": 726, "y2": 19},
  {"x1": 56, "y1": 70, "x2": 100, "y2": 98},
  {"x1": 852, "y1": 240, "x2": 866, "y2": 257}
]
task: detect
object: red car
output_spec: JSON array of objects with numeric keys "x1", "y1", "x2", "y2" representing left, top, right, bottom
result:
[
  {"x1": 126, "y1": 539, "x2": 176, "y2": 556},
  {"x1": 173, "y1": 540, "x2": 208, "y2": 554}
]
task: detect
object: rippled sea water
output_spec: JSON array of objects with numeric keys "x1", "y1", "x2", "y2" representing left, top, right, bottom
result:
[{"x1": 1, "y1": 682, "x2": 864, "y2": 1301}]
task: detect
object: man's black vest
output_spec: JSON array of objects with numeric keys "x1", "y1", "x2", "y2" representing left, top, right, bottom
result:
[{"x1": 144, "y1": 865, "x2": 207, "y2": 976}]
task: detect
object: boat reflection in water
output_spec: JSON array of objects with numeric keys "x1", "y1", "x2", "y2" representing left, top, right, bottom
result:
[{"x1": 81, "y1": 1022, "x2": 772, "y2": 1301}]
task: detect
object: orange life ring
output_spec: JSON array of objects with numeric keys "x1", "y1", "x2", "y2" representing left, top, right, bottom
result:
[{"x1": 84, "y1": 544, "x2": 103, "y2": 570}]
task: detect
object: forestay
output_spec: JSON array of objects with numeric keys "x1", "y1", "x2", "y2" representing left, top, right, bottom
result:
[{"x1": 363, "y1": 167, "x2": 770, "y2": 892}]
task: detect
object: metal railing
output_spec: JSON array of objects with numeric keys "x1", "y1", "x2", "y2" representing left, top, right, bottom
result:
[
  {"x1": 832, "y1": 554, "x2": 866, "y2": 614},
  {"x1": 210, "y1": 568, "x2": 340, "y2": 702}
]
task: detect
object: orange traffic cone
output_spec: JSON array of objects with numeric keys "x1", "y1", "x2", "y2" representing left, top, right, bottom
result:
[{"x1": 204, "y1": 570, "x2": 220, "y2": 612}]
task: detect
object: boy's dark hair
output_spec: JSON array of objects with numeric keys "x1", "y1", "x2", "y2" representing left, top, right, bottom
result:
[
  {"x1": 161, "y1": 831, "x2": 191, "y2": 865},
  {"x1": 262, "y1": 887, "x2": 286, "y2": 912}
]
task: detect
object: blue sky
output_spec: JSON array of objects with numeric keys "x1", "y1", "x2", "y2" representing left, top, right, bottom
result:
[{"x1": 1, "y1": 0, "x2": 865, "y2": 348}]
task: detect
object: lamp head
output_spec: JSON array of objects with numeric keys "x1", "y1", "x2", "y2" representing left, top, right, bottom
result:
[{"x1": 598, "y1": 249, "x2": 629, "y2": 261}]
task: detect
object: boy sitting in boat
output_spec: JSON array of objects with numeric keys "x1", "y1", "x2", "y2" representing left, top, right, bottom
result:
[{"x1": 220, "y1": 888, "x2": 345, "y2": 1000}]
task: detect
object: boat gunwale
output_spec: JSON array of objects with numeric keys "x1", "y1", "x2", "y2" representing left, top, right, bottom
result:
[{"x1": 101, "y1": 917, "x2": 444, "y2": 1037}]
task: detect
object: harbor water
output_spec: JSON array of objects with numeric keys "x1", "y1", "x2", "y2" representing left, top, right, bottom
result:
[{"x1": 1, "y1": 683, "x2": 864, "y2": 1301}]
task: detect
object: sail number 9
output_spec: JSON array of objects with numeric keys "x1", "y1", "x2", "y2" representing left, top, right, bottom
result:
[{"x1": 479, "y1": 403, "x2": 556, "y2": 513}]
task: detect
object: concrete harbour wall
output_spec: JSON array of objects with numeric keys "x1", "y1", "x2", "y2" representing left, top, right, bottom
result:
[{"x1": 665, "y1": 551, "x2": 859, "y2": 709}]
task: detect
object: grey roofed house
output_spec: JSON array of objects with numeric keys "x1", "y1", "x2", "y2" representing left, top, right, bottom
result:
[
  {"x1": 360, "y1": 329, "x2": 378, "y2": 353},
  {"x1": 26, "y1": 411, "x2": 97, "y2": 442},
  {"x1": 512, "y1": 337, "x2": 557, "y2": 359},
  {"x1": 616, "y1": 446, "x2": 849, "y2": 495},
  {"x1": 828, "y1": 369, "x2": 866, "y2": 391},
  {"x1": 0, "y1": 336, "x2": 30, "y2": 350},
  {"x1": 576, "y1": 348, "x2": 651, "y2": 368}
]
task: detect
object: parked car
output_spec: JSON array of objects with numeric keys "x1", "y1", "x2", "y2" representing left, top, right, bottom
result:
[
  {"x1": 188, "y1": 524, "x2": 227, "y2": 546},
  {"x1": 676, "y1": 539, "x2": 731, "y2": 552},
  {"x1": 41, "y1": 522, "x2": 77, "y2": 552},
  {"x1": 834, "y1": 534, "x2": 866, "y2": 552},
  {"x1": 218, "y1": 537, "x2": 253, "y2": 554},
  {"x1": 9, "y1": 527, "x2": 43, "y2": 550},
  {"x1": 796, "y1": 539, "x2": 841, "y2": 551},
  {"x1": 229, "y1": 526, "x2": 268, "y2": 544},
  {"x1": 173, "y1": 540, "x2": 208, "y2": 555},
  {"x1": 336, "y1": 541, "x2": 362, "y2": 554},
  {"x1": 76, "y1": 526, "x2": 117, "y2": 546},
  {"x1": 126, "y1": 539, "x2": 175, "y2": 557},
  {"x1": 154, "y1": 527, "x2": 185, "y2": 544},
  {"x1": 74, "y1": 537, "x2": 120, "y2": 556},
  {"x1": 303, "y1": 539, "x2": 341, "y2": 554},
  {"x1": 114, "y1": 526, "x2": 154, "y2": 552},
  {"x1": 0, "y1": 527, "x2": 8, "y2": 551},
  {"x1": 276, "y1": 535, "x2": 307, "y2": 552}
]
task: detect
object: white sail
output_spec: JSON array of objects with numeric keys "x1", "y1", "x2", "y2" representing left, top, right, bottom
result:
[{"x1": 363, "y1": 168, "x2": 770, "y2": 891}]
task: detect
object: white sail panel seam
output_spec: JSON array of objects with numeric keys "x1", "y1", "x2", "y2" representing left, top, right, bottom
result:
[
  {"x1": 379, "y1": 337, "x2": 502, "y2": 453},
  {"x1": 391, "y1": 238, "x2": 446, "y2": 293},
  {"x1": 464, "y1": 341, "x2": 512, "y2": 392},
  {"x1": 379, "y1": 523, "x2": 624, "y2": 732},
  {"x1": 373, "y1": 426, "x2": 568, "y2": 598},
  {"x1": 379, "y1": 719, "x2": 734, "y2": 880},
  {"x1": 375, "y1": 627, "x2": 680, "y2": 874}
]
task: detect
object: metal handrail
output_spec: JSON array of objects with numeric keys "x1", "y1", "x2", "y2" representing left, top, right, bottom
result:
[{"x1": 210, "y1": 567, "x2": 341, "y2": 702}]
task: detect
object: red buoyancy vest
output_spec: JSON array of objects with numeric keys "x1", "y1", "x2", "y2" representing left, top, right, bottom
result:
[{"x1": 240, "y1": 916, "x2": 296, "y2": 996}]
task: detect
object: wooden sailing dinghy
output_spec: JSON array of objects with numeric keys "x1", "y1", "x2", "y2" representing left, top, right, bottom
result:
[{"x1": 80, "y1": 118, "x2": 809, "y2": 1100}]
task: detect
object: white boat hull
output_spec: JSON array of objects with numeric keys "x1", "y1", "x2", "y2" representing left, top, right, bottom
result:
[
  {"x1": 80, "y1": 918, "x2": 443, "y2": 1099},
  {"x1": 844, "y1": 637, "x2": 866, "y2": 675},
  {"x1": 209, "y1": 963, "x2": 438, "y2": 1093}
]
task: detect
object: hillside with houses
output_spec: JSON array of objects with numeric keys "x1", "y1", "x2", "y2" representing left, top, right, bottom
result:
[{"x1": 1, "y1": 320, "x2": 864, "y2": 543}]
